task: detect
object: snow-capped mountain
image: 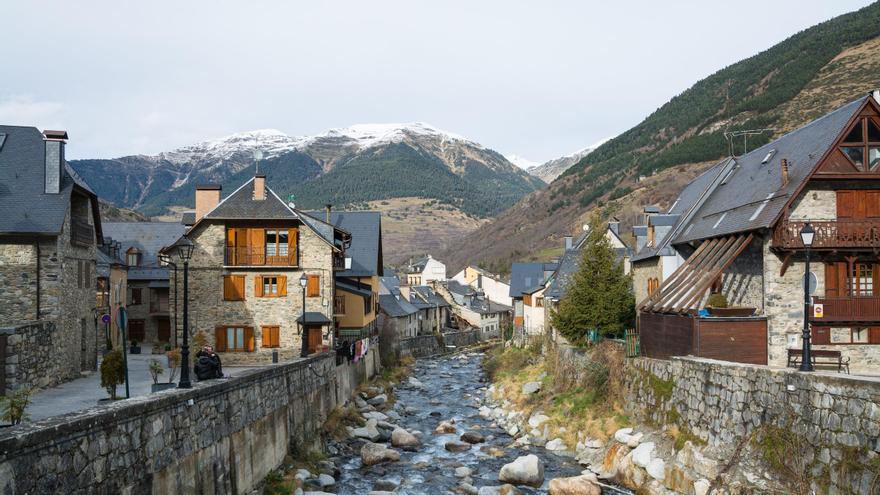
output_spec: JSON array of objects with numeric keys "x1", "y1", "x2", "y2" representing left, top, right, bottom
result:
[
  {"x1": 70, "y1": 123, "x2": 544, "y2": 218},
  {"x1": 525, "y1": 139, "x2": 608, "y2": 183},
  {"x1": 504, "y1": 154, "x2": 540, "y2": 171}
]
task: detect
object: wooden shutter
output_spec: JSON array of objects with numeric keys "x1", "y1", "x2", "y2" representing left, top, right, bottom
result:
[
  {"x1": 290, "y1": 227, "x2": 299, "y2": 265},
  {"x1": 870, "y1": 327, "x2": 880, "y2": 344},
  {"x1": 249, "y1": 228, "x2": 265, "y2": 264},
  {"x1": 261, "y1": 326, "x2": 271, "y2": 347},
  {"x1": 254, "y1": 276, "x2": 264, "y2": 297},
  {"x1": 215, "y1": 326, "x2": 227, "y2": 352},
  {"x1": 837, "y1": 191, "x2": 856, "y2": 219},
  {"x1": 866, "y1": 191, "x2": 880, "y2": 218},
  {"x1": 278, "y1": 276, "x2": 287, "y2": 296},
  {"x1": 307, "y1": 274, "x2": 320, "y2": 297},
  {"x1": 811, "y1": 326, "x2": 831, "y2": 345},
  {"x1": 825, "y1": 263, "x2": 840, "y2": 298},
  {"x1": 244, "y1": 327, "x2": 255, "y2": 352},
  {"x1": 224, "y1": 275, "x2": 245, "y2": 300},
  {"x1": 271, "y1": 327, "x2": 280, "y2": 347}
]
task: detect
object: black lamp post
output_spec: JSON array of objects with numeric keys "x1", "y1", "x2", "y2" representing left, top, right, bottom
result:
[
  {"x1": 800, "y1": 222, "x2": 815, "y2": 372},
  {"x1": 173, "y1": 236, "x2": 195, "y2": 387},
  {"x1": 299, "y1": 273, "x2": 309, "y2": 358},
  {"x1": 158, "y1": 254, "x2": 178, "y2": 347}
]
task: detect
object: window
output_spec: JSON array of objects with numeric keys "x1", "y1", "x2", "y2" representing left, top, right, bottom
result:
[
  {"x1": 261, "y1": 326, "x2": 280, "y2": 348},
  {"x1": 847, "y1": 263, "x2": 875, "y2": 297},
  {"x1": 223, "y1": 275, "x2": 245, "y2": 301},
  {"x1": 96, "y1": 277, "x2": 109, "y2": 307},
  {"x1": 536, "y1": 297, "x2": 544, "y2": 308},
  {"x1": 77, "y1": 260, "x2": 83, "y2": 288},
  {"x1": 307, "y1": 274, "x2": 320, "y2": 297},
  {"x1": 265, "y1": 230, "x2": 290, "y2": 257},
  {"x1": 839, "y1": 117, "x2": 880, "y2": 171},
  {"x1": 814, "y1": 326, "x2": 880, "y2": 345},
  {"x1": 226, "y1": 227, "x2": 297, "y2": 266},
  {"x1": 84, "y1": 262, "x2": 91, "y2": 289},
  {"x1": 255, "y1": 275, "x2": 287, "y2": 297},
  {"x1": 647, "y1": 277, "x2": 660, "y2": 296},
  {"x1": 130, "y1": 288, "x2": 143, "y2": 305},
  {"x1": 126, "y1": 248, "x2": 140, "y2": 267},
  {"x1": 215, "y1": 326, "x2": 254, "y2": 352},
  {"x1": 334, "y1": 295, "x2": 346, "y2": 314}
]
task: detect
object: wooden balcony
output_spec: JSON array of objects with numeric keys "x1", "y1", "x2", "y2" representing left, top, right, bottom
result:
[
  {"x1": 774, "y1": 219, "x2": 880, "y2": 250},
  {"x1": 811, "y1": 296, "x2": 880, "y2": 323},
  {"x1": 70, "y1": 218, "x2": 94, "y2": 246},
  {"x1": 225, "y1": 247, "x2": 297, "y2": 267}
]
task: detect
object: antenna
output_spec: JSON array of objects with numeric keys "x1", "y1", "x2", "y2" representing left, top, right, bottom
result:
[
  {"x1": 287, "y1": 193, "x2": 296, "y2": 209},
  {"x1": 253, "y1": 149, "x2": 263, "y2": 175},
  {"x1": 723, "y1": 129, "x2": 774, "y2": 157}
]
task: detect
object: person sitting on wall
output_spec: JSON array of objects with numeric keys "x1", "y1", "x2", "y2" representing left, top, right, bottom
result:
[{"x1": 194, "y1": 345, "x2": 224, "y2": 380}]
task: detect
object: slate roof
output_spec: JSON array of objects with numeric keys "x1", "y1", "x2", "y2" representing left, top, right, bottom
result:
[
  {"x1": 0, "y1": 125, "x2": 101, "y2": 237},
  {"x1": 336, "y1": 278, "x2": 372, "y2": 298},
  {"x1": 379, "y1": 293, "x2": 419, "y2": 317},
  {"x1": 409, "y1": 285, "x2": 449, "y2": 309},
  {"x1": 296, "y1": 312, "x2": 332, "y2": 325},
  {"x1": 180, "y1": 212, "x2": 195, "y2": 225},
  {"x1": 509, "y1": 263, "x2": 550, "y2": 298},
  {"x1": 674, "y1": 96, "x2": 870, "y2": 244},
  {"x1": 103, "y1": 222, "x2": 187, "y2": 267},
  {"x1": 447, "y1": 280, "x2": 475, "y2": 297},
  {"x1": 379, "y1": 275, "x2": 400, "y2": 295},
  {"x1": 308, "y1": 210, "x2": 383, "y2": 278},
  {"x1": 128, "y1": 267, "x2": 171, "y2": 281},
  {"x1": 406, "y1": 255, "x2": 435, "y2": 273}
]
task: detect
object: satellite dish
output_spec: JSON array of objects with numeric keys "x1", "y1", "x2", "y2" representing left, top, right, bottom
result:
[{"x1": 253, "y1": 149, "x2": 264, "y2": 161}]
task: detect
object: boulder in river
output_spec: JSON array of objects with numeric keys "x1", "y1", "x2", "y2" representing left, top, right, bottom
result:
[
  {"x1": 445, "y1": 440, "x2": 472, "y2": 452},
  {"x1": 528, "y1": 412, "x2": 550, "y2": 429},
  {"x1": 499, "y1": 454, "x2": 544, "y2": 487},
  {"x1": 478, "y1": 485, "x2": 521, "y2": 495},
  {"x1": 545, "y1": 438, "x2": 567, "y2": 451},
  {"x1": 436, "y1": 420, "x2": 457, "y2": 433},
  {"x1": 360, "y1": 442, "x2": 400, "y2": 465},
  {"x1": 547, "y1": 474, "x2": 601, "y2": 495},
  {"x1": 460, "y1": 431, "x2": 486, "y2": 444},
  {"x1": 391, "y1": 427, "x2": 421, "y2": 450},
  {"x1": 351, "y1": 418, "x2": 381, "y2": 441},
  {"x1": 368, "y1": 394, "x2": 388, "y2": 406}
]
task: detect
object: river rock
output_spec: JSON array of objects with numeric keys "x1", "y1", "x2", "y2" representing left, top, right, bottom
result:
[
  {"x1": 631, "y1": 442, "x2": 654, "y2": 468},
  {"x1": 455, "y1": 466, "x2": 473, "y2": 478},
  {"x1": 461, "y1": 431, "x2": 486, "y2": 444},
  {"x1": 459, "y1": 482, "x2": 479, "y2": 495},
  {"x1": 391, "y1": 427, "x2": 421, "y2": 449},
  {"x1": 479, "y1": 406, "x2": 493, "y2": 418},
  {"x1": 646, "y1": 458, "x2": 665, "y2": 480},
  {"x1": 522, "y1": 382, "x2": 542, "y2": 395},
  {"x1": 363, "y1": 411, "x2": 388, "y2": 422},
  {"x1": 368, "y1": 394, "x2": 388, "y2": 406},
  {"x1": 547, "y1": 474, "x2": 601, "y2": 495},
  {"x1": 373, "y1": 479, "x2": 399, "y2": 491},
  {"x1": 528, "y1": 413, "x2": 550, "y2": 429},
  {"x1": 408, "y1": 377, "x2": 425, "y2": 388},
  {"x1": 436, "y1": 420, "x2": 457, "y2": 433},
  {"x1": 352, "y1": 418, "x2": 381, "y2": 441},
  {"x1": 478, "y1": 485, "x2": 521, "y2": 495},
  {"x1": 507, "y1": 425, "x2": 519, "y2": 437},
  {"x1": 583, "y1": 439, "x2": 604, "y2": 449},
  {"x1": 317, "y1": 474, "x2": 336, "y2": 487},
  {"x1": 694, "y1": 478, "x2": 711, "y2": 495},
  {"x1": 499, "y1": 454, "x2": 544, "y2": 487},
  {"x1": 613, "y1": 427, "x2": 633, "y2": 444},
  {"x1": 360, "y1": 442, "x2": 400, "y2": 465},
  {"x1": 545, "y1": 438, "x2": 567, "y2": 451},
  {"x1": 445, "y1": 440, "x2": 472, "y2": 452},
  {"x1": 626, "y1": 432, "x2": 643, "y2": 448}
]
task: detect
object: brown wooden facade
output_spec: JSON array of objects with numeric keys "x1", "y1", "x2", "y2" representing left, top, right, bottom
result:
[{"x1": 638, "y1": 313, "x2": 768, "y2": 365}]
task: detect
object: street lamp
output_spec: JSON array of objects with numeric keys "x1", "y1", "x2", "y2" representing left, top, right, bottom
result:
[
  {"x1": 172, "y1": 236, "x2": 195, "y2": 387},
  {"x1": 299, "y1": 273, "x2": 309, "y2": 358},
  {"x1": 800, "y1": 222, "x2": 815, "y2": 372},
  {"x1": 158, "y1": 253, "x2": 178, "y2": 347}
]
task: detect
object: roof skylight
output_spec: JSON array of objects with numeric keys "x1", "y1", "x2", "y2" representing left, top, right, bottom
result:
[
  {"x1": 0, "y1": 133, "x2": 6, "y2": 152},
  {"x1": 761, "y1": 149, "x2": 776, "y2": 164}
]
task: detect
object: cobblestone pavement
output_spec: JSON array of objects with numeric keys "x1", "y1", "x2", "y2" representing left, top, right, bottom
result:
[{"x1": 24, "y1": 344, "x2": 259, "y2": 421}]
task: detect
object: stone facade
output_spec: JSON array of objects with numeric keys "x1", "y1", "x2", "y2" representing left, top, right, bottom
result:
[
  {"x1": 625, "y1": 356, "x2": 880, "y2": 495},
  {"x1": 0, "y1": 321, "x2": 79, "y2": 392},
  {"x1": 632, "y1": 257, "x2": 662, "y2": 306},
  {"x1": 176, "y1": 222, "x2": 335, "y2": 365},
  {"x1": 715, "y1": 236, "x2": 764, "y2": 311},
  {"x1": 0, "y1": 352, "x2": 346, "y2": 494}
]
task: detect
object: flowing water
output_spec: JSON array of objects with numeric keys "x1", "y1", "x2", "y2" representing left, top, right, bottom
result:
[{"x1": 332, "y1": 351, "x2": 621, "y2": 494}]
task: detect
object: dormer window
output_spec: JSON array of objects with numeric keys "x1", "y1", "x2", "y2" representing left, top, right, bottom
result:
[
  {"x1": 126, "y1": 247, "x2": 141, "y2": 267},
  {"x1": 840, "y1": 117, "x2": 880, "y2": 171}
]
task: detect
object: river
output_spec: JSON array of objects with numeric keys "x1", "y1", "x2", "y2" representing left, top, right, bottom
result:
[{"x1": 331, "y1": 350, "x2": 621, "y2": 494}]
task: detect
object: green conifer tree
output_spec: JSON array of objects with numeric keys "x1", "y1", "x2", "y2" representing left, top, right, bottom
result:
[{"x1": 551, "y1": 214, "x2": 635, "y2": 345}]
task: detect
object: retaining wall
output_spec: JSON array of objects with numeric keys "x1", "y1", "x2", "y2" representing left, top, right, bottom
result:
[
  {"x1": 399, "y1": 329, "x2": 484, "y2": 359},
  {"x1": 0, "y1": 352, "x2": 347, "y2": 495}
]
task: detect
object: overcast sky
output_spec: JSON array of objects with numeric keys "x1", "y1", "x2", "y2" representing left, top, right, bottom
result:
[{"x1": 1, "y1": 1, "x2": 873, "y2": 163}]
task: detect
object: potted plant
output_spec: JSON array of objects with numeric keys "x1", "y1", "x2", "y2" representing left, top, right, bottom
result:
[
  {"x1": 166, "y1": 349, "x2": 182, "y2": 384},
  {"x1": 151, "y1": 341, "x2": 165, "y2": 355},
  {"x1": 150, "y1": 359, "x2": 176, "y2": 392},
  {"x1": 0, "y1": 388, "x2": 32, "y2": 426},
  {"x1": 129, "y1": 340, "x2": 141, "y2": 354},
  {"x1": 100, "y1": 350, "x2": 126, "y2": 401},
  {"x1": 706, "y1": 293, "x2": 755, "y2": 317},
  {"x1": 164, "y1": 342, "x2": 172, "y2": 352}
]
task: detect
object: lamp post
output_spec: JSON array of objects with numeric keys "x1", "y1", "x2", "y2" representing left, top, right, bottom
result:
[
  {"x1": 173, "y1": 236, "x2": 195, "y2": 387},
  {"x1": 800, "y1": 222, "x2": 815, "y2": 372},
  {"x1": 299, "y1": 273, "x2": 309, "y2": 358},
  {"x1": 159, "y1": 254, "x2": 178, "y2": 347}
]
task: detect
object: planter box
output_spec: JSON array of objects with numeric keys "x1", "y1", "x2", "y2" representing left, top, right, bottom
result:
[
  {"x1": 151, "y1": 383, "x2": 177, "y2": 393},
  {"x1": 129, "y1": 346, "x2": 141, "y2": 355},
  {"x1": 707, "y1": 307, "x2": 756, "y2": 317}
]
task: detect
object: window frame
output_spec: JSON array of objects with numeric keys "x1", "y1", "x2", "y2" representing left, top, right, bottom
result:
[
  {"x1": 261, "y1": 325, "x2": 281, "y2": 348},
  {"x1": 215, "y1": 326, "x2": 255, "y2": 352},
  {"x1": 130, "y1": 287, "x2": 143, "y2": 305}
]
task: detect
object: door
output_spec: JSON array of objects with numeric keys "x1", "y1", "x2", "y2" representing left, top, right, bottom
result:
[
  {"x1": 128, "y1": 320, "x2": 145, "y2": 343},
  {"x1": 157, "y1": 318, "x2": 171, "y2": 342},
  {"x1": 307, "y1": 325, "x2": 323, "y2": 354}
]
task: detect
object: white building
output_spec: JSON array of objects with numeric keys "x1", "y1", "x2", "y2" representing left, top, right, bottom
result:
[
  {"x1": 450, "y1": 265, "x2": 513, "y2": 306},
  {"x1": 404, "y1": 254, "x2": 446, "y2": 286}
]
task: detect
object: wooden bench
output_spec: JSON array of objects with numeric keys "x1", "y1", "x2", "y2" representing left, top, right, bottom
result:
[{"x1": 787, "y1": 348, "x2": 850, "y2": 373}]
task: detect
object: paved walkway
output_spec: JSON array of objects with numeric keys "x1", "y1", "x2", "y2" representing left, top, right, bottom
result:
[{"x1": 26, "y1": 345, "x2": 258, "y2": 422}]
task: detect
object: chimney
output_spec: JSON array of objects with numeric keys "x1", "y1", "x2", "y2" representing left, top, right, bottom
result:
[
  {"x1": 325, "y1": 204, "x2": 332, "y2": 223},
  {"x1": 195, "y1": 184, "x2": 222, "y2": 222},
  {"x1": 42, "y1": 130, "x2": 67, "y2": 194},
  {"x1": 399, "y1": 285, "x2": 411, "y2": 301},
  {"x1": 781, "y1": 159, "x2": 790, "y2": 187},
  {"x1": 564, "y1": 236, "x2": 573, "y2": 250},
  {"x1": 253, "y1": 175, "x2": 266, "y2": 201},
  {"x1": 609, "y1": 220, "x2": 620, "y2": 235}
]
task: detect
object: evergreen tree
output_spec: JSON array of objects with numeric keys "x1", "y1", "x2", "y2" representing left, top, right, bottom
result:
[{"x1": 551, "y1": 215, "x2": 634, "y2": 345}]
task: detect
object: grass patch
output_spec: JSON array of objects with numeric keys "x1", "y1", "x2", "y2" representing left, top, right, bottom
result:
[{"x1": 323, "y1": 403, "x2": 365, "y2": 441}]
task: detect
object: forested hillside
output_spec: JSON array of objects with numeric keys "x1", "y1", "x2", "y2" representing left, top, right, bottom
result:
[{"x1": 443, "y1": 1, "x2": 880, "y2": 272}]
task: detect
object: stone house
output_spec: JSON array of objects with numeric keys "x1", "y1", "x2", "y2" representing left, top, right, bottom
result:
[
  {"x1": 96, "y1": 240, "x2": 128, "y2": 349},
  {"x1": 102, "y1": 222, "x2": 186, "y2": 346},
  {"x1": 450, "y1": 265, "x2": 513, "y2": 307},
  {"x1": 166, "y1": 176, "x2": 349, "y2": 365},
  {"x1": 378, "y1": 275, "x2": 421, "y2": 339},
  {"x1": 0, "y1": 127, "x2": 103, "y2": 392},
  {"x1": 445, "y1": 280, "x2": 510, "y2": 337},
  {"x1": 404, "y1": 254, "x2": 446, "y2": 286},
  {"x1": 378, "y1": 275, "x2": 450, "y2": 337},
  {"x1": 639, "y1": 93, "x2": 880, "y2": 373},
  {"x1": 508, "y1": 262, "x2": 557, "y2": 335}
]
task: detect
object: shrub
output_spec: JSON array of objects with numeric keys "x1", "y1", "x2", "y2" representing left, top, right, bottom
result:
[
  {"x1": 149, "y1": 359, "x2": 164, "y2": 384},
  {"x1": 100, "y1": 350, "x2": 126, "y2": 399},
  {"x1": 706, "y1": 293, "x2": 729, "y2": 308},
  {"x1": 166, "y1": 349, "x2": 182, "y2": 383},
  {"x1": 0, "y1": 388, "x2": 32, "y2": 425}
]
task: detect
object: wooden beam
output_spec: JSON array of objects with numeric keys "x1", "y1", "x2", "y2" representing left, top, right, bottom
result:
[
  {"x1": 780, "y1": 252, "x2": 793, "y2": 277},
  {"x1": 641, "y1": 238, "x2": 719, "y2": 312},
  {"x1": 663, "y1": 236, "x2": 738, "y2": 313},
  {"x1": 653, "y1": 237, "x2": 732, "y2": 312},
  {"x1": 674, "y1": 234, "x2": 754, "y2": 313}
]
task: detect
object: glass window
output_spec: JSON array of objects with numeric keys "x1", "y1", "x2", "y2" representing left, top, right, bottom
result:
[
  {"x1": 844, "y1": 121, "x2": 864, "y2": 143},
  {"x1": 227, "y1": 327, "x2": 245, "y2": 351},
  {"x1": 851, "y1": 263, "x2": 874, "y2": 296},
  {"x1": 868, "y1": 119, "x2": 880, "y2": 142},
  {"x1": 842, "y1": 147, "x2": 865, "y2": 169},
  {"x1": 278, "y1": 230, "x2": 289, "y2": 256},
  {"x1": 853, "y1": 327, "x2": 870, "y2": 343},
  {"x1": 870, "y1": 147, "x2": 880, "y2": 170},
  {"x1": 266, "y1": 230, "x2": 277, "y2": 257},
  {"x1": 263, "y1": 276, "x2": 278, "y2": 295}
]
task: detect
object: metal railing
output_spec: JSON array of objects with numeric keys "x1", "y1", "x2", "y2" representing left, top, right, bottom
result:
[{"x1": 225, "y1": 247, "x2": 297, "y2": 266}]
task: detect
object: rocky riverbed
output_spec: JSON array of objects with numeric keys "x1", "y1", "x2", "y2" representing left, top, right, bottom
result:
[{"x1": 322, "y1": 351, "x2": 629, "y2": 495}]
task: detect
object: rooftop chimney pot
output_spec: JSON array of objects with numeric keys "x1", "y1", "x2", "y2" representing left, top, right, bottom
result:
[
  {"x1": 781, "y1": 158, "x2": 790, "y2": 188},
  {"x1": 42, "y1": 130, "x2": 67, "y2": 194},
  {"x1": 253, "y1": 175, "x2": 266, "y2": 201},
  {"x1": 325, "y1": 204, "x2": 332, "y2": 223},
  {"x1": 195, "y1": 184, "x2": 222, "y2": 222}
]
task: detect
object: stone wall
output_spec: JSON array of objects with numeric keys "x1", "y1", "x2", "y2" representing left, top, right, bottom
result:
[
  {"x1": 0, "y1": 243, "x2": 38, "y2": 325},
  {"x1": 632, "y1": 258, "x2": 662, "y2": 306},
  {"x1": 718, "y1": 236, "x2": 764, "y2": 311},
  {"x1": 0, "y1": 321, "x2": 81, "y2": 393},
  {"x1": 398, "y1": 329, "x2": 484, "y2": 359},
  {"x1": 0, "y1": 352, "x2": 343, "y2": 495},
  {"x1": 625, "y1": 356, "x2": 880, "y2": 494}
]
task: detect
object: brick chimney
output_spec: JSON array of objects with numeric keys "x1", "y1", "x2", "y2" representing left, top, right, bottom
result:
[
  {"x1": 42, "y1": 130, "x2": 68, "y2": 194},
  {"x1": 253, "y1": 175, "x2": 266, "y2": 201},
  {"x1": 195, "y1": 184, "x2": 221, "y2": 222},
  {"x1": 325, "y1": 203, "x2": 332, "y2": 223},
  {"x1": 781, "y1": 158, "x2": 790, "y2": 188}
]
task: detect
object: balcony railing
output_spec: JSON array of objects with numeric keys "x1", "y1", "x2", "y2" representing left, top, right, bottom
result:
[
  {"x1": 70, "y1": 218, "x2": 94, "y2": 246},
  {"x1": 225, "y1": 247, "x2": 297, "y2": 266},
  {"x1": 774, "y1": 220, "x2": 880, "y2": 250},
  {"x1": 811, "y1": 296, "x2": 880, "y2": 323}
]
